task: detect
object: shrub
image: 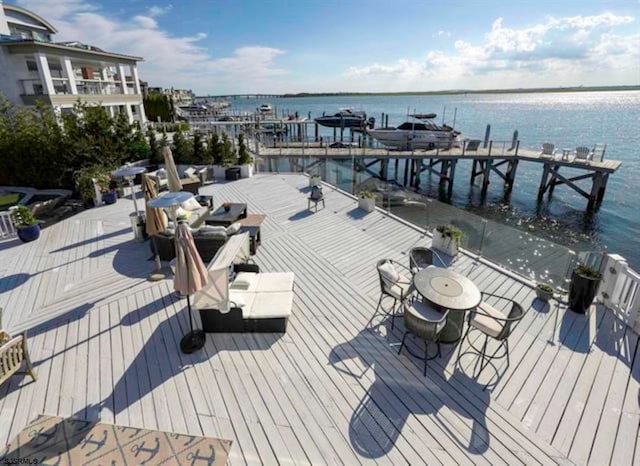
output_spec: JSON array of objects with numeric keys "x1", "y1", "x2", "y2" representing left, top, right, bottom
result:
[
  {"x1": 237, "y1": 133, "x2": 251, "y2": 165},
  {"x1": 358, "y1": 190, "x2": 376, "y2": 199},
  {"x1": 11, "y1": 205, "x2": 37, "y2": 227},
  {"x1": 171, "y1": 127, "x2": 193, "y2": 164},
  {"x1": 208, "y1": 133, "x2": 222, "y2": 165},
  {"x1": 435, "y1": 224, "x2": 464, "y2": 246},
  {"x1": 220, "y1": 132, "x2": 237, "y2": 167}
]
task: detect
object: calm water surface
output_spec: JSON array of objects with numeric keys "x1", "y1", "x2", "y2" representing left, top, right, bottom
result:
[{"x1": 230, "y1": 92, "x2": 640, "y2": 269}]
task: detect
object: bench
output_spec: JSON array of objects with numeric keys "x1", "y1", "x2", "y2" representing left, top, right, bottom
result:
[{"x1": 0, "y1": 309, "x2": 37, "y2": 386}]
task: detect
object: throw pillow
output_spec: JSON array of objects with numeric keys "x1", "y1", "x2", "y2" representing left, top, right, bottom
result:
[
  {"x1": 182, "y1": 197, "x2": 202, "y2": 212},
  {"x1": 200, "y1": 225, "x2": 227, "y2": 234},
  {"x1": 226, "y1": 221, "x2": 241, "y2": 236},
  {"x1": 175, "y1": 207, "x2": 192, "y2": 220},
  {"x1": 156, "y1": 168, "x2": 167, "y2": 179},
  {"x1": 378, "y1": 261, "x2": 400, "y2": 283},
  {"x1": 184, "y1": 167, "x2": 197, "y2": 178}
]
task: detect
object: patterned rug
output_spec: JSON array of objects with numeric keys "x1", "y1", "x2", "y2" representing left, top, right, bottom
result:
[{"x1": 1, "y1": 415, "x2": 232, "y2": 465}]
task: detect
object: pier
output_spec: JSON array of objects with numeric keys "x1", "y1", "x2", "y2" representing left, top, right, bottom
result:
[
  {"x1": 252, "y1": 141, "x2": 621, "y2": 210},
  {"x1": 185, "y1": 119, "x2": 622, "y2": 211}
]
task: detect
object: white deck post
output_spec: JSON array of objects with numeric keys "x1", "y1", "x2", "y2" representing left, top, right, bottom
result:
[
  {"x1": 35, "y1": 53, "x2": 55, "y2": 95},
  {"x1": 61, "y1": 57, "x2": 78, "y2": 95}
]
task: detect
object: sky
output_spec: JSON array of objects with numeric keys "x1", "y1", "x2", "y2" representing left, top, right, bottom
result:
[{"x1": 14, "y1": 0, "x2": 640, "y2": 95}]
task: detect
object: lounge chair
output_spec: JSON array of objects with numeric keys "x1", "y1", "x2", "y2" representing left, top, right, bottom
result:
[
  {"x1": 574, "y1": 146, "x2": 592, "y2": 163},
  {"x1": 465, "y1": 139, "x2": 481, "y2": 152},
  {"x1": 540, "y1": 143, "x2": 556, "y2": 159}
]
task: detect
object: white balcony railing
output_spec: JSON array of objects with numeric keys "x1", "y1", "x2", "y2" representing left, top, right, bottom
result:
[
  {"x1": 600, "y1": 254, "x2": 640, "y2": 332},
  {"x1": 0, "y1": 211, "x2": 17, "y2": 239}
]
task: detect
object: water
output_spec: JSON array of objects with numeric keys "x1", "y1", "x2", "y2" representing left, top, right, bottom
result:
[{"x1": 229, "y1": 91, "x2": 640, "y2": 271}]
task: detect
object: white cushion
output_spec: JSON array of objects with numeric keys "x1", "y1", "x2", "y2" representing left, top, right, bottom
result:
[
  {"x1": 174, "y1": 207, "x2": 191, "y2": 219},
  {"x1": 469, "y1": 301, "x2": 507, "y2": 338},
  {"x1": 386, "y1": 280, "x2": 411, "y2": 300},
  {"x1": 199, "y1": 225, "x2": 227, "y2": 235},
  {"x1": 230, "y1": 272, "x2": 259, "y2": 291},
  {"x1": 156, "y1": 168, "x2": 167, "y2": 179},
  {"x1": 184, "y1": 167, "x2": 197, "y2": 178},
  {"x1": 248, "y1": 292, "x2": 293, "y2": 319},
  {"x1": 182, "y1": 197, "x2": 201, "y2": 212},
  {"x1": 229, "y1": 290, "x2": 255, "y2": 309},
  {"x1": 255, "y1": 272, "x2": 295, "y2": 293},
  {"x1": 378, "y1": 261, "x2": 400, "y2": 284},
  {"x1": 226, "y1": 221, "x2": 241, "y2": 236}
]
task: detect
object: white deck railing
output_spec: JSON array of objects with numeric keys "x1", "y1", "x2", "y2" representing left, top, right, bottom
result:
[
  {"x1": 0, "y1": 210, "x2": 16, "y2": 238},
  {"x1": 600, "y1": 254, "x2": 640, "y2": 332}
]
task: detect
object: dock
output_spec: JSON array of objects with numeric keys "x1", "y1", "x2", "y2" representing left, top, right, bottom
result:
[
  {"x1": 253, "y1": 142, "x2": 621, "y2": 210},
  {"x1": 0, "y1": 174, "x2": 638, "y2": 465}
]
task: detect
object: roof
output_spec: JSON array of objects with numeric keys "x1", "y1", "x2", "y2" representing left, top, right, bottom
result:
[
  {"x1": 0, "y1": 39, "x2": 143, "y2": 62},
  {"x1": 3, "y1": 3, "x2": 58, "y2": 34}
]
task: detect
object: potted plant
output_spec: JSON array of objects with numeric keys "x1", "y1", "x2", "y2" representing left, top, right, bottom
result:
[
  {"x1": 569, "y1": 264, "x2": 602, "y2": 314},
  {"x1": 309, "y1": 174, "x2": 322, "y2": 188},
  {"x1": 236, "y1": 133, "x2": 253, "y2": 178},
  {"x1": 97, "y1": 172, "x2": 117, "y2": 204},
  {"x1": 223, "y1": 202, "x2": 232, "y2": 212},
  {"x1": 432, "y1": 224, "x2": 463, "y2": 256},
  {"x1": 11, "y1": 205, "x2": 40, "y2": 243},
  {"x1": 536, "y1": 283, "x2": 554, "y2": 302},
  {"x1": 358, "y1": 191, "x2": 376, "y2": 213}
]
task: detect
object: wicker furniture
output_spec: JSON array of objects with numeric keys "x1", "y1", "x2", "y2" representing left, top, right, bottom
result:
[
  {"x1": 308, "y1": 186, "x2": 325, "y2": 212},
  {"x1": 238, "y1": 214, "x2": 266, "y2": 255},
  {"x1": 376, "y1": 259, "x2": 413, "y2": 329},
  {"x1": 413, "y1": 267, "x2": 481, "y2": 343},
  {"x1": 408, "y1": 247, "x2": 445, "y2": 274},
  {"x1": 0, "y1": 309, "x2": 37, "y2": 386},
  {"x1": 398, "y1": 298, "x2": 449, "y2": 376},
  {"x1": 456, "y1": 293, "x2": 525, "y2": 377}
]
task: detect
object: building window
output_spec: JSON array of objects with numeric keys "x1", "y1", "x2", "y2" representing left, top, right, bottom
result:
[{"x1": 26, "y1": 60, "x2": 38, "y2": 72}]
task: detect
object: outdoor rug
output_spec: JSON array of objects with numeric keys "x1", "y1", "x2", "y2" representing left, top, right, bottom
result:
[{"x1": 1, "y1": 415, "x2": 232, "y2": 465}]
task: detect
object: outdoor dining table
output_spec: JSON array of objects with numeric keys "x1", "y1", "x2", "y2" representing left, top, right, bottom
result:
[{"x1": 412, "y1": 267, "x2": 482, "y2": 344}]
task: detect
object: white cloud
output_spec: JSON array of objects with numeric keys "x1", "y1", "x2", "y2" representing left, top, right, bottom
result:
[
  {"x1": 147, "y1": 4, "x2": 173, "y2": 17},
  {"x1": 347, "y1": 13, "x2": 639, "y2": 90},
  {"x1": 433, "y1": 30, "x2": 451, "y2": 38},
  {"x1": 16, "y1": 0, "x2": 287, "y2": 94}
]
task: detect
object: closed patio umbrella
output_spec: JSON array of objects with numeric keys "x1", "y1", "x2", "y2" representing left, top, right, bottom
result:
[
  {"x1": 174, "y1": 221, "x2": 208, "y2": 353},
  {"x1": 162, "y1": 146, "x2": 182, "y2": 192},
  {"x1": 143, "y1": 175, "x2": 168, "y2": 281}
]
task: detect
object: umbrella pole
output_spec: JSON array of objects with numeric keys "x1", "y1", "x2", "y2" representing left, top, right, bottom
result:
[
  {"x1": 179, "y1": 224, "x2": 206, "y2": 354},
  {"x1": 148, "y1": 235, "x2": 167, "y2": 281}
]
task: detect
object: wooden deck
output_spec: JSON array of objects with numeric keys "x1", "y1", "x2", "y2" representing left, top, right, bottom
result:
[{"x1": 0, "y1": 174, "x2": 637, "y2": 465}]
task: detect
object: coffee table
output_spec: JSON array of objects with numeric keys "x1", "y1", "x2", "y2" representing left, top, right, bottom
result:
[
  {"x1": 205, "y1": 203, "x2": 247, "y2": 226},
  {"x1": 413, "y1": 267, "x2": 481, "y2": 343},
  {"x1": 238, "y1": 214, "x2": 266, "y2": 254}
]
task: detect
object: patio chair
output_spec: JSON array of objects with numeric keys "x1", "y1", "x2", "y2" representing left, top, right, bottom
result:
[
  {"x1": 0, "y1": 309, "x2": 37, "y2": 386},
  {"x1": 540, "y1": 143, "x2": 556, "y2": 158},
  {"x1": 408, "y1": 247, "x2": 446, "y2": 274},
  {"x1": 376, "y1": 259, "x2": 413, "y2": 330},
  {"x1": 456, "y1": 293, "x2": 525, "y2": 377},
  {"x1": 574, "y1": 146, "x2": 592, "y2": 163},
  {"x1": 398, "y1": 297, "x2": 449, "y2": 376},
  {"x1": 308, "y1": 185, "x2": 325, "y2": 212}
]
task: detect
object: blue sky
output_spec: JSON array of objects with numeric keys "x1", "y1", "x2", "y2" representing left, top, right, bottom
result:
[{"x1": 16, "y1": 0, "x2": 640, "y2": 94}]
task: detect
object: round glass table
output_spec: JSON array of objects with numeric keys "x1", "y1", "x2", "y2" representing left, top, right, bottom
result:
[{"x1": 413, "y1": 267, "x2": 482, "y2": 343}]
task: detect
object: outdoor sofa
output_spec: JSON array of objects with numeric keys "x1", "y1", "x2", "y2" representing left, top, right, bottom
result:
[{"x1": 193, "y1": 233, "x2": 295, "y2": 333}]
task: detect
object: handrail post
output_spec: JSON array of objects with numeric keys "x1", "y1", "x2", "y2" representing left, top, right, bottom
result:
[
  {"x1": 488, "y1": 140, "x2": 493, "y2": 157},
  {"x1": 515, "y1": 140, "x2": 520, "y2": 157}
]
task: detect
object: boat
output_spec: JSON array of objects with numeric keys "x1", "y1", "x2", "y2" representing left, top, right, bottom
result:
[
  {"x1": 367, "y1": 113, "x2": 460, "y2": 150},
  {"x1": 314, "y1": 109, "x2": 374, "y2": 129},
  {"x1": 258, "y1": 104, "x2": 273, "y2": 114}
]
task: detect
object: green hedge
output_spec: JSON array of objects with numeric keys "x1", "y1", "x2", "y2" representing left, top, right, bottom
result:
[{"x1": 0, "y1": 95, "x2": 150, "y2": 190}]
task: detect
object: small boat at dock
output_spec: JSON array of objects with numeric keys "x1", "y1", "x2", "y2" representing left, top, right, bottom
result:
[
  {"x1": 367, "y1": 113, "x2": 460, "y2": 150},
  {"x1": 258, "y1": 104, "x2": 273, "y2": 114},
  {"x1": 315, "y1": 109, "x2": 374, "y2": 129}
]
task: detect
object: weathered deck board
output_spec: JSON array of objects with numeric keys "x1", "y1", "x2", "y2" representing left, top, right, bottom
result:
[{"x1": 0, "y1": 174, "x2": 636, "y2": 465}]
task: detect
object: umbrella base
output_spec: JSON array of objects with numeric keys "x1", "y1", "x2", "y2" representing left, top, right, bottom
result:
[
  {"x1": 180, "y1": 330, "x2": 206, "y2": 354},
  {"x1": 148, "y1": 268, "x2": 171, "y2": 282}
]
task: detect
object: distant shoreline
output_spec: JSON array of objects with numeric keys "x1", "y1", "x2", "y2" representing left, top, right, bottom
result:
[{"x1": 280, "y1": 85, "x2": 640, "y2": 98}]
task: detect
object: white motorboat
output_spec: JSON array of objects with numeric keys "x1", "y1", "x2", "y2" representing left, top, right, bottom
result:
[
  {"x1": 258, "y1": 103, "x2": 273, "y2": 114},
  {"x1": 367, "y1": 113, "x2": 460, "y2": 150}
]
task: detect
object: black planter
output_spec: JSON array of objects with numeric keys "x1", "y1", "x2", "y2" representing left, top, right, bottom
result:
[
  {"x1": 103, "y1": 191, "x2": 117, "y2": 204},
  {"x1": 569, "y1": 271, "x2": 600, "y2": 314},
  {"x1": 17, "y1": 224, "x2": 40, "y2": 243}
]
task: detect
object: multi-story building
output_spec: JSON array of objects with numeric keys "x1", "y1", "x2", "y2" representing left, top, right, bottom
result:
[{"x1": 0, "y1": 1, "x2": 147, "y2": 126}]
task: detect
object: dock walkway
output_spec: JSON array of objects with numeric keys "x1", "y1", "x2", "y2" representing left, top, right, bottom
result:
[{"x1": 0, "y1": 174, "x2": 637, "y2": 465}]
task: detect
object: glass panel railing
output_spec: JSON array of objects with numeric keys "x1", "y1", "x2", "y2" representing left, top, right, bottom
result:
[{"x1": 257, "y1": 156, "x2": 601, "y2": 289}]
